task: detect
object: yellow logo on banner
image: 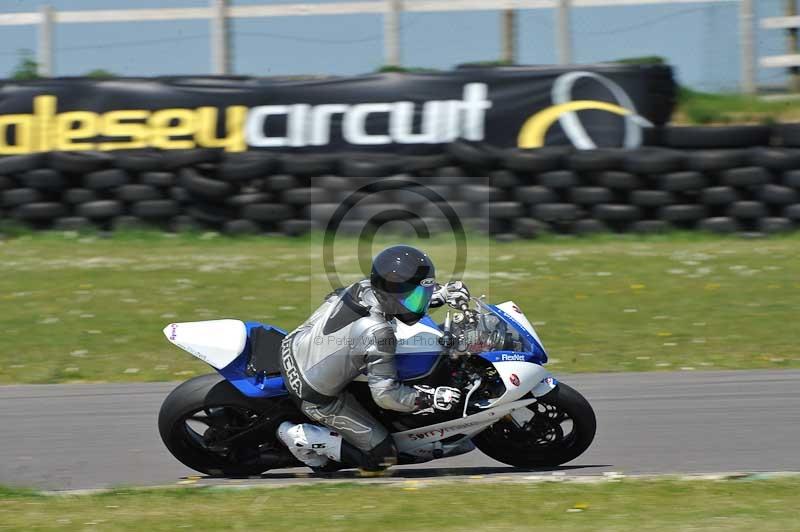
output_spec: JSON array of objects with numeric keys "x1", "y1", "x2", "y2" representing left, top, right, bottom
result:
[
  {"x1": 0, "y1": 95, "x2": 248, "y2": 154},
  {"x1": 517, "y1": 100, "x2": 635, "y2": 149},
  {"x1": 517, "y1": 71, "x2": 653, "y2": 150}
]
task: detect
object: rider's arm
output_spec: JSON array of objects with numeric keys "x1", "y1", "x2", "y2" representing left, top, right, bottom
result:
[{"x1": 363, "y1": 325, "x2": 419, "y2": 412}]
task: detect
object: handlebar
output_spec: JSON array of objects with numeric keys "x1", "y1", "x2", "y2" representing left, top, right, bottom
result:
[
  {"x1": 439, "y1": 302, "x2": 475, "y2": 352},
  {"x1": 459, "y1": 302, "x2": 476, "y2": 324}
]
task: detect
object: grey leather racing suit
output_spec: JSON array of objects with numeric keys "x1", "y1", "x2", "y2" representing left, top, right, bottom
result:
[{"x1": 279, "y1": 279, "x2": 420, "y2": 462}]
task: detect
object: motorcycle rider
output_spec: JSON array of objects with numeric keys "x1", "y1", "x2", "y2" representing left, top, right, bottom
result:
[{"x1": 277, "y1": 245, "x2": 470, "y2": 470}]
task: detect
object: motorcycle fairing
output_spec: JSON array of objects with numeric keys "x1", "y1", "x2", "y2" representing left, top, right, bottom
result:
[
  {"x1": 394, "y1": 315, "x2": 443, "y2": 380},
  {"x1": 478, "y1": 352, "x2": 554, "y2": 404},
  {"x1": 217, "y1": 321, "x2": 289, "y2": 399},
  {"x1": 489, "y1": 302, "x2": 548, "y2": 361},
  {"x1": 478, "y1": 350, "x2": 546, "y2": 365},
  {"x1": 163, "y1": 320, "x2": 247, "y2": 370},
  {"x1": 393, "y1": 397, "x2": 537, "y2": 458},
  {"x1": 164, "y1": 319, "x2": 290, "y2": 399}
]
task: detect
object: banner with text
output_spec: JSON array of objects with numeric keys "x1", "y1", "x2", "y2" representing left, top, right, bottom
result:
[{"x1": 0, "y1": 65, "x2": 675, "y2": 155}]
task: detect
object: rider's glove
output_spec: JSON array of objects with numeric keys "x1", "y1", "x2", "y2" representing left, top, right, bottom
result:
[
  {"x1": 412, "y1": 385, "x2": 462, "y2": 415},
  {"x1": 429, "y1": 281, "x2": 470, "y2": 309}
]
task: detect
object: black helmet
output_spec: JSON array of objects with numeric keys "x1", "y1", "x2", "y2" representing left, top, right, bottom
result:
[{"x1": 370, "y1": 245, "x2": 436, "y2": 325}]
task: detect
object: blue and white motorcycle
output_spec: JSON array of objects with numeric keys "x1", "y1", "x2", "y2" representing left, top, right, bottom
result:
[{"x1": 158, "y1": 298, "x2": 596, "y2": 475}]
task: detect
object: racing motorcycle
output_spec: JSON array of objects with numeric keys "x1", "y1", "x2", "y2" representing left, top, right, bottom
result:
[{"x1": 158, "y1": 297, "x2": 596, "y2": 475}]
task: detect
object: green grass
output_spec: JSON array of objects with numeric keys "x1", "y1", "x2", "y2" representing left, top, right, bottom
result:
[
  {"x1": 0, "y1": 230, "x2": 799, "y2": 384},
  {"x1": 609, "y1": 56, "x2": 800, "y2": 125},
  {"x1": 0, "y1": 478, "x2": 799, "y2": 531},
  {"x1": 675, "y1": 87, "x2": 800, "y2": 125}
]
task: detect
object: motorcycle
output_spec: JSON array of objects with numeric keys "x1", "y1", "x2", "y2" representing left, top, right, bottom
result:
[{"x1": 158, "y1": 297, "x2": 596, "y2": 475}]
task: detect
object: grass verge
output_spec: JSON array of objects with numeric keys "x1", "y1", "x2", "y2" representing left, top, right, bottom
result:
[
  {"x1": 675, "y1": 87, "x2": 800, "y2": 125},
  {"x1": 0, "y1": 478, "x2": 799, "y2": 531},
  {"x1": 0, "y1": 230, "x2": 798, "y2": 384}
]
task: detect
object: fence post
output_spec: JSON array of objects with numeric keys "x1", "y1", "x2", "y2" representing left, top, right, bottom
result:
[
  {"x1": 739, "y1": 0, "x2": 756, "y2": 94},
  {"x1": 211, "y1": 0, "x2": 231, "y2": 75},
  {"x1": 556, "y1": 0, "x2": 573, "y2": 65},
  {"x1": 501, "y1": 8, "x2": 517, "y2": 64},
  {"x1": 785, "y1": 0, "x2": 800, "y2": 92},
  {"x1": 37, "y1": 4, "x2": 54, "y2": 77},
  {"x1": 384, "y1": 0, "x2": 402, "y2": 68}
]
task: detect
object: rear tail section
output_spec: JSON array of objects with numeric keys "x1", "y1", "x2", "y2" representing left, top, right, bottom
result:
[
  {"x1": 163, "y1": 319, "x2": 248, "y2": 369},
  {"x1": 163, "y1": 319, "x2": 289, "y2": 399}
]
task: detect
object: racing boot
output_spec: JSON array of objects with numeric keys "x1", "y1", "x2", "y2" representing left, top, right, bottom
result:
[{"x1": 277, "y1": 422, "x2": 343, "y2": 468}]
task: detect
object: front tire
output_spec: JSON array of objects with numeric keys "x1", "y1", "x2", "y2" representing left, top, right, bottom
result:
[
  {"x1": 158, "y1": 373, "x2": 300, "y2": 476},
  {"x1": 472, "y1": 382, "x2": 596, "y2": 468}
]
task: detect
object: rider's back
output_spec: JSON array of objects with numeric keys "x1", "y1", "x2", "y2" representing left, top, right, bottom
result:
[{"x1": 287, "y1": 279, "x2": 394, "y2": 397}]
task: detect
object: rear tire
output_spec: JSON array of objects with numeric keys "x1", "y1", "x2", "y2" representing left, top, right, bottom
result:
[
  {"x1": 158, "y1": 373, "x2": 300, "y2": 476},
  {"x1": 472, "y1": 383, "x2": 596, "y2": 468}
]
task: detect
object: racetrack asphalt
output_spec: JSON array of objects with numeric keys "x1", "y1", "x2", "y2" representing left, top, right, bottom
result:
[{"x1": 1, "y1": 370, "x2": 799, "y2": 490}]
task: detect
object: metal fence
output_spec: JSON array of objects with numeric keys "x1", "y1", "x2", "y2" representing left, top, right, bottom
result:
[{"x1": 0, "y1": 0, "x2": 771, "y2": 93}]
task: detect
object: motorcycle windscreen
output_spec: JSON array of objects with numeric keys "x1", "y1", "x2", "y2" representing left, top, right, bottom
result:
[{"x1": 494, "y1": 301, "x2": 547, "y2": 358}]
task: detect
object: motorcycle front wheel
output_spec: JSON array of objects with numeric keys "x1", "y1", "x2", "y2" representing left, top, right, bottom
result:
[
  {"x1": 158, "y1": 373, "x2": 301, "y2": 476},
  {"x1": 472, "y1": 382, "x2": 596, "y2": 468}
]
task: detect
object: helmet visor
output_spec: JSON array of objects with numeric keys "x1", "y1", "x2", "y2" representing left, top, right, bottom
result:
[{"x1": 399, "y1": 284, "x2": 434, "y2": 314}]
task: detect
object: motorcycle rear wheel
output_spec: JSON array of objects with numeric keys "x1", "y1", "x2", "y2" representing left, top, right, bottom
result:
[
  {"x1": 158, "y1": 373, "x2": 301, "y2": 476},
  {"x1": 472, "y1": 382, "x2": 596, "y2": 468}
]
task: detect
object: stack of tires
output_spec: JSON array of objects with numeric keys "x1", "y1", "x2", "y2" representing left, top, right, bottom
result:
[
  {"x1": 1, "y1": 125, "x2": 800, "y2": 239},
  {"x1": 289, "y1": 154, "x2": 411, "y2": 237},
  {"x1": 437, "y1": 135, "x2": 800, "y2": 238},
  {"x1": 657, "y1": 125, "x2": 796, "y2": 235},
  {"x1": 0, "y1": 150, "x2": 285, "y2": 235},
  {"x1": 450, "y1": 144, "x2": 697, "y2": 238},
  {"x1": 0, "y1": 150, "x2": 200, "y2": 232}
]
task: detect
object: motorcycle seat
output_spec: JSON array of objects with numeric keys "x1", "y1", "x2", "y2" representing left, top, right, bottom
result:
[{"x1": 246, "y1": 325, "x2": 286, "y2": 376}]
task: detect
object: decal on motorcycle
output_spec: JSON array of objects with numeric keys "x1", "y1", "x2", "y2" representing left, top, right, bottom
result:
[
  {"x1": 409, "y1": 428, "x2": 446, "y2": 441},
  {"x1": 168, "y1": 323, "x2": 178, "y2": 341},
  {"x1": 407, "y1": 420, "x2": 485, "y2": 440},
  {"x1": 501, "y1": 353, "x2": 526, "y2": 362},
  {"x1": 281, "y1": 341, "x2": 303, "y2": 397},
  {"x1": 509, "y1": 373, "x2": 520, "y2": 387}
]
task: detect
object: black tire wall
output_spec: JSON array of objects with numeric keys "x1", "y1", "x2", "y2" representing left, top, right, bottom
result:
[{"x1": 2, "y1": 125, "x2": 800, "y2": 238}]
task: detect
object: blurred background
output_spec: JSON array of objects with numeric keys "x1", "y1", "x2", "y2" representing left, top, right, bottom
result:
[{"x1": 0, "y1": 0, "x2": 797, "y2": 93}]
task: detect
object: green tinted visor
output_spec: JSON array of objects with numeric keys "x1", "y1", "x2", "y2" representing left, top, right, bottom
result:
[{"x1": 399, "y1": 284, "x2": 434, "y2": 314}]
